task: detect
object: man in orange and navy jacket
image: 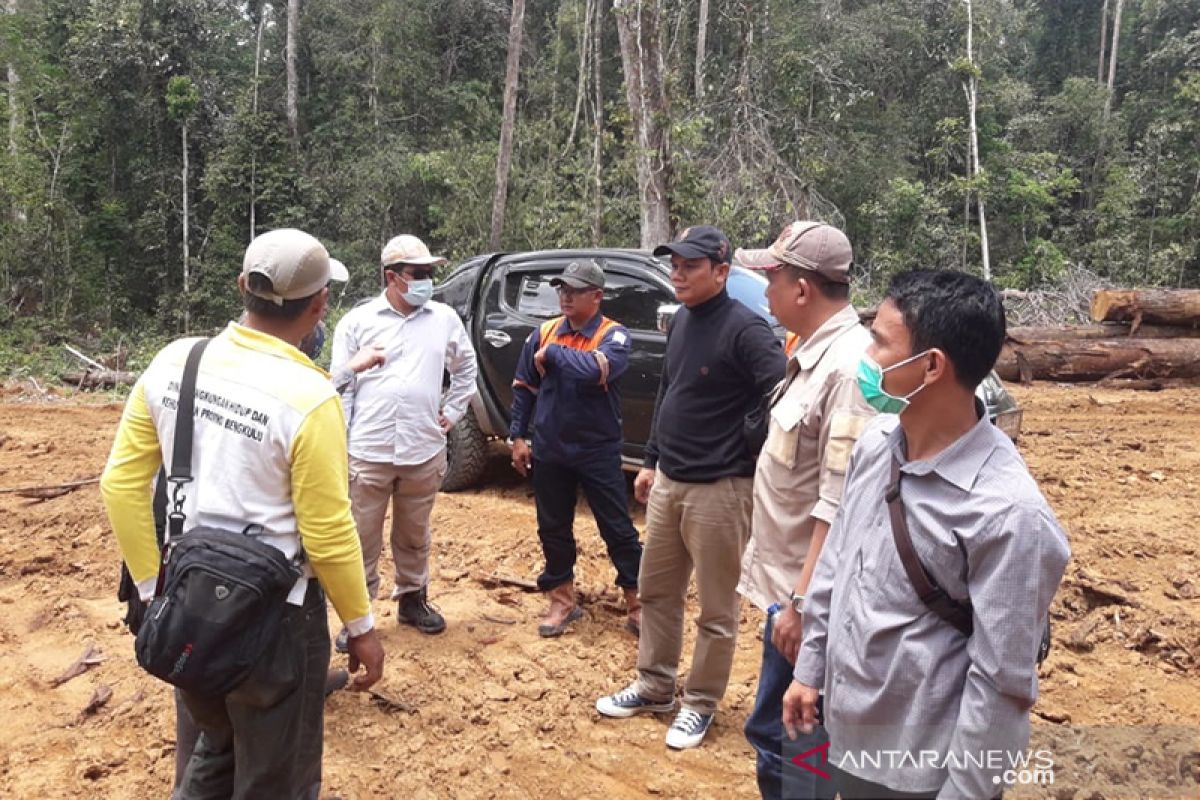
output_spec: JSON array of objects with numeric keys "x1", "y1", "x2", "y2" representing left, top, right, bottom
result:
[{"x1": 509, "y1": 259, "x2": 644, "y2": 639}]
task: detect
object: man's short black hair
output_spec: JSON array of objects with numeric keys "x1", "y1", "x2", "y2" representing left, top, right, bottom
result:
[
  {"x1": 785, "y1": 265, "x2": 851, "y2": 302},
  {"x1": 243, "y1": 273, "x2": 322, "y2": 321},
  {"x1": 885, "y1": 270, "x2": 1005, "y2": 390}
]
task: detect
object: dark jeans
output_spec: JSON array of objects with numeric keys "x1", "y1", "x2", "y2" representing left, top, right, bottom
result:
[
  {"x1": 531, "y1": 455, "x2": 642, "y2": 591},
  {"x1": 170, "y1": 690, "x2": 200, "y2": 800},
  {"x1": 745, "y1": 611, "x2": 835, "y2": 800},
  {"x1": 178, "y1": 582, "x2": 329, "y2": 800}
]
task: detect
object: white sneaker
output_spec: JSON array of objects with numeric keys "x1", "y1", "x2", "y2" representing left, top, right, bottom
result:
[
  {"x1": 664, "y1": 708, "x2": 714, "y2": 749},
  {"x1": 595, "y1": 684, "x2": 676, "y2": 718}
]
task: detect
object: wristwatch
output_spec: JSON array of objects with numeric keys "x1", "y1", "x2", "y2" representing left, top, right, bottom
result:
[{"x1": 789, "y1": 591, "x2": 805, "y2": 614}]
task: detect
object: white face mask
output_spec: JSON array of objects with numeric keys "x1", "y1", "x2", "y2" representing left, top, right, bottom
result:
[{"x1": 401, "y1": 278, "x2": 433, "y2": 306}]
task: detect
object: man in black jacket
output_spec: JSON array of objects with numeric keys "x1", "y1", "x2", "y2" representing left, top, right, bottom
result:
[{"x1": 596, "y1": 225, "x2": 786, "y2": 750}]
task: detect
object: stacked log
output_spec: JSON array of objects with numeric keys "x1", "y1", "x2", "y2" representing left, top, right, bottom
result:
[{"x1": 996, "y1": 289, "x2": 1200, "y2": 383}]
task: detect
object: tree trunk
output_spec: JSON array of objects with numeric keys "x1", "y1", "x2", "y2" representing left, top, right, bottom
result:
[
  {"x1": 286, "y1": 0, "x2": 301, "y2": 144},
  {"x1": 1103, "y1": 0, "x2": 1123, "y2": 123},
  {"x1": 6, "y1": 0, "x2": 16, "y2": 158},
  {"x1": 1097, "y1": 0, "x2": 1110, "y2": 84},
  {"x1": 489, "y1": 0, "x2": 526, "y2": 251},
  {"x1": 565, "y1": 0, "x2": 593, "y2": 151},
  {"x1": 1007, "y1": 323, "x2": 1197, "y2": 343},
  {"x1": 1090, "y1": 289, "x2": 1200, "y2": 328},
  {"x1": 995, "y1": 338, "x2": 1200, "y2": 383},
  {"x1": 694, "y1": 0, "x2": 709, "y2": 100},
  {"x1": 963, "y1": 0, "x2": 990, "y2": 281},
  {"x1": 614, "y1": 0, "x2": 672, "y2": 249},
  {"x1": 181, "y1": 122, "x2": 190, "y2": 333},
  {"x1": 250, "y1": 5, "x2": 267, "y2": 241},
  {"x1": 591, "y1": 0, "x2": 605, "y2": 245}
]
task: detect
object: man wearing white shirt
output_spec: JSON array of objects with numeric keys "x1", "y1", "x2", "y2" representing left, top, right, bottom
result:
[{"x1": 331, "y1": 234, "x2": 477, "y2": 640}]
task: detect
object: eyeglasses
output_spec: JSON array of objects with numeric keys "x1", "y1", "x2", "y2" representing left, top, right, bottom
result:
[{"x1": 396, "y1": 268, "x2": 435, "y2": 282}]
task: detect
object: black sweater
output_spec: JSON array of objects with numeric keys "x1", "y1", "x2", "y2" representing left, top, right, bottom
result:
[{"x1": 644, "y1": 289, "x2": 786, "y2": 482}]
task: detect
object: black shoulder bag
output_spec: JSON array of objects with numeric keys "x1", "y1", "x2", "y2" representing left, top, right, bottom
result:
[
  {"x1": 887, "y1": 456, "x2": 1051, "y2": 664},
  {"x1": 134, "y1": 338, "x2": 302, "y2": 696}
]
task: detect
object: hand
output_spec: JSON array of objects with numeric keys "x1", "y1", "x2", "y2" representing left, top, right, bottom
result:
[
  {"x1": 510, "y1": 438, "x2": 532, "y2": 476},
  {"x1": 782, "y1": 680, "x2": 820, "y2": 740},
  {"x1": 633, "y1": 467, "x2": 656, "y2": 504},
  {"x1": 346, "y1": 628, "x2": 385, "y2": 691},
  {"x1": 348, "y1": 344, "x2": 386, "y2": 374},
  {"x1": 534, "y1": 343, "x2": 551, "y2": 376},
  {"x1": 771, "y1": 605, "x2": 804, "y2": 665},
  {"x1": 438, "y1": 413, "x2": 454, "y2": 433}
]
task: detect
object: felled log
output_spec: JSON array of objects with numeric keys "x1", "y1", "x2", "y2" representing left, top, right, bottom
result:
[
  {"x1": 996, "y1": 338, "x2": 1200, "y2": 383},
  {"x1": 1090, "y1": 289, "x2": 1200, "y2": 329},
  {"x1": 1007, "y1": 323, "x2": 1195, "y2": 343},
  {"x1": 61, "y1": 369, "x2": 137, "y2": 389}
]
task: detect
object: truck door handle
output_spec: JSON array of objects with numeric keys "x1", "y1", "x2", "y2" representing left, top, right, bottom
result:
[{"x1": 483, "y1": 329, "x2": 512, "y2": 348}]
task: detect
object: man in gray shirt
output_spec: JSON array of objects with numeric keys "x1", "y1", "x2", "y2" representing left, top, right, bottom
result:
[{"x1": 784, "y1": 270, "x2": 1070, "y2": 800}]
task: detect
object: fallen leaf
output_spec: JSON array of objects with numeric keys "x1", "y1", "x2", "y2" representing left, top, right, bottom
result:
[{"x1": 51, "y1": 643, "x2": 105, "y2": 687}]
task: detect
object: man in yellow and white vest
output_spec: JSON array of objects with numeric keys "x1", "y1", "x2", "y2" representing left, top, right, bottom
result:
[
  {"x1": 101, "y1": 228, "x2": 384, "y2": 798},
  {"x1": 508, "y1": 259, "x2": 643, "y2": 637}
]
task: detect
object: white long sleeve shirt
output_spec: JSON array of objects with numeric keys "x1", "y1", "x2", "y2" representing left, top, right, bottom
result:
[{"x1": 331, "y1": 294, "x2": 477, "y2": 466}]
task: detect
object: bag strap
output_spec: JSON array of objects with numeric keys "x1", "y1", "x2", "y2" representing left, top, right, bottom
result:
[
  {"x1": 886, "y1": 455, "x2": 974, "y2": 637},
  {"x1": 166, "y1": 338, "x2": 211, "y2": 543}
]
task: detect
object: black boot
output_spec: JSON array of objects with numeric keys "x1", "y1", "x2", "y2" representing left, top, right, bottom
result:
[{"x1": 398, "y1": 587, "x2": 446, "y2": 635}]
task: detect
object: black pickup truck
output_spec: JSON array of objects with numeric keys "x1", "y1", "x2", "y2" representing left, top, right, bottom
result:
[{"x1": 435, "y1": 249, "x2": 1022, "y2": 491}]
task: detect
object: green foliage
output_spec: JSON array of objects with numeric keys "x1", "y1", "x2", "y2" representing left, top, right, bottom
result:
[{"x1": 0, "y1": 0, "x2": 1197, "y2": 383}]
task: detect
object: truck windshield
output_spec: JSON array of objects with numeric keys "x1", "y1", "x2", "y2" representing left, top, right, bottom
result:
[{"x1": 726, "y1": 266, "x2": 777, "y2": 326}]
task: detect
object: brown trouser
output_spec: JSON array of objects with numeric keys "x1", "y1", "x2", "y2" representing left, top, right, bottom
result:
[
  {"x1": 348, "y1": 450, "x2": 447, "y2": 600},
  {"x1": 634, "y1": 472, "x2": 753, "y2": 716}
]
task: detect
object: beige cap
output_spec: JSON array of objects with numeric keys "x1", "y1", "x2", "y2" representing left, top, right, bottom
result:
[
  {"x1": 328, "y1": 258, "x2": 349, "y2": 283},
  {"x1": 766, "y1": 221, "x2": 853, "y2": 284},
  {"x1": 733, "y1": 247, "x2": 783, "y2": 271},
  {"x1": 381, "y1": 234, "x2": 447, "y2": 268},
  {"x1": 242, "y1": 229, "x2": 333, "y2": 305}
]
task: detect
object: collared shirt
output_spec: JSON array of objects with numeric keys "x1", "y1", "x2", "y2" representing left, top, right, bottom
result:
[
  {"x1": 509, "y1": 311, "x2": 631, "y2": 465},
  {"x1": 738, "y1": 305, "x2": 874, "y2": 612},
  {"x1": 100, "y1": 323, "x2": 374, "y2": 636},
  {"x1": 331, "y1": 294, "x2": 477, "y2": 466},
  {"x1": 794, "y1": 408, "x2": 1070, "y2": 799}
]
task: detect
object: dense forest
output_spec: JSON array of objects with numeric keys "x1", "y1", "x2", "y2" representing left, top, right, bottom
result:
[{"x1": 0, "y1": 0, "x2": 1197, "y2": 346}]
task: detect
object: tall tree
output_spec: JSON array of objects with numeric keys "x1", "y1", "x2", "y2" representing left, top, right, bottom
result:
[
  {"x1": 614, "y1": 0, "x2": 672, "y2": 248},
  {"x1": 1103, "y1": 0, "x2": 1124, "y2": 123},
  {"x1": 286, "y1": 0, "x2": 300, "y2": 144},
  {"x1": 591, "y1": 0, "x2": 605, "y2": 244},
  {"x1": 489, "y1": 0, "x2": 526, "y2": 250},
  {"x1": 694, "y1": 0, "x2": 709, "y2": 100},
  {"x1": 249, "y1": 3, "x2": 268, "y2": 240},
  {"x1": 5, "y1": 0, "x2": 16, "y2": 159},
  {"x1": 1097, "y1": 0, "x2": 1110, "y2": 84},
  {"x1": 167, "y1": 76, "x2": 200, "y2": 332},
  {"x1": 961, "y1": 0, "x2": 991, "y2": 280}
]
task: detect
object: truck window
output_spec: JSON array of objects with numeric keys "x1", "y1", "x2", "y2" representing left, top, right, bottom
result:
[
  {"x1": 602, "y1": 273, "x2": 673, "y2": 332},
  {"x1": 507, "y1": 273, "x2": 561, "y2": 319}
]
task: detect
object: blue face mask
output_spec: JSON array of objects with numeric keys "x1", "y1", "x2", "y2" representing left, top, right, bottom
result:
[
  {"x1": 855, "y1": 351, "x2": 930, "y2": 414},
  {"x1": 401, "y1": 278, "x2": 434, "y2": 307}
]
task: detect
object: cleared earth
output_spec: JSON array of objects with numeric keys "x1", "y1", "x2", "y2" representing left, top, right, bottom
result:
[{"x1": 0, "y1": 382, "x2": 1197, "y2": 799}]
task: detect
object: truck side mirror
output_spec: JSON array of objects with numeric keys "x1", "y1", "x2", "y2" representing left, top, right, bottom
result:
[{"x1": 656, "y1": 303, "x2": 680, "y2": 334}]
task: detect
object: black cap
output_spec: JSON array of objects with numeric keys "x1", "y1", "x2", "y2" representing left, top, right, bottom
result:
[
  {"x1": 550, "y1": 260, "x2": 606, "y2": 289},
  {"x1": 653, "y1": 225, "x2": 732, "y2": 264}
]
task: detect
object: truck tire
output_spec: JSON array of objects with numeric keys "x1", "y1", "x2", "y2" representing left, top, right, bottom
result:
[{"x1": 442, "y1": 408, "x2": 489, "y2": 492}]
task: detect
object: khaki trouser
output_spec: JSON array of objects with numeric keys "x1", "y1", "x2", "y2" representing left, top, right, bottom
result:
[
  {"x1": 634, "y1": 472, "x2": 754, "y2": 716},
  {"x1": 348, "y1": 450, "x2": 447, "y2": 600}
]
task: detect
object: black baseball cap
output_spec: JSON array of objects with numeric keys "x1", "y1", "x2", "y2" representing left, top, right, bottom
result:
[{"x1": 653, "y1": 225, "x2": 732, "y2": 265}]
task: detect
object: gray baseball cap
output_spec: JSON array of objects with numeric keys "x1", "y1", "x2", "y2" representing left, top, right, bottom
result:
[{"x1": 550, "y1": 260, "x2": 606, "y2": 289}]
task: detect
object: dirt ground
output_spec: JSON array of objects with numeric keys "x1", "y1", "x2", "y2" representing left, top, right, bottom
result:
[{"x1": 0, "y1": 382, "x2": 1197, "y2": 799}]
